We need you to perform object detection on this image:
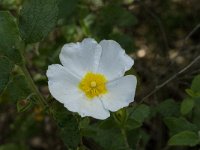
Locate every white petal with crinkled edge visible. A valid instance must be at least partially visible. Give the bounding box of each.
[46,64,80,104]
[97,40,134,81]
[101,75,137,112]
[64,95,110,120]
[59,38,102,79]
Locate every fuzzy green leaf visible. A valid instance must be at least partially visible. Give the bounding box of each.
[191,75,200,93]
[0,11,23,64]
[185,88,198,97]
[90,127,125,150]
[0,57,13,95]
[180,98,194,115]
[129,104,150,123]
[164,117,198,136]
[168,131,200,146]
[51,102,81,149]
[5,75,31,103]
[156,99,180,117]
[19,0,58,43]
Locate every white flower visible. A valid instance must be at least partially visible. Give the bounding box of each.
[46,38,137,120]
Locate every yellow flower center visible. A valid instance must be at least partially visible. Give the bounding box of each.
[79,72,107,99]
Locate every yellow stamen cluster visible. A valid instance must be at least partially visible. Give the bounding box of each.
[79,72,107,99]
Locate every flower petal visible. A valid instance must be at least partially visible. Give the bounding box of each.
[64,96,110,120]
[101,75,137,112]
[97,40,134,81]
[59,38,102,79]
[46,64,109,119]
[46,64,80,104]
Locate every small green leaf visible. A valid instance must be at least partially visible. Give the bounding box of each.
[19,0,59,43]
[185,89,196,97]
[0,11,23,64]
[90,127,125,150]
[128,104,150,123]
[79,117,90,129]
[99,117,118,130]
[113,108,128,126]
[127,129,149,149]
[180,98,194,115]
[51,102,81,149]
[191,75,200,93]
[5,75,31,103]
[125,118,142,130]
[168,131,200,146]
[164,117,198,136]
[0,57,13,95]
[59,119,81,149]
[193,100,200,129]
[156,99,180,117]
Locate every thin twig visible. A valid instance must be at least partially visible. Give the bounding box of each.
[184,23,200,43]
[160,24,200,79]
[141,55,200,103]
[140,22,200,103]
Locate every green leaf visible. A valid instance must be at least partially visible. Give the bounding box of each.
[125,118,142,130]
[180,98,194,115]
[128,104,150,123]
[191,75,200,93]
[0,57,13,95]
[59,119,81,149]
[84,117,127,150]
[113,108,128,126]
[193,100,200,129]
[51,102,81,149]
[90,127,125,150]
[156,99,180,117]
[79,117,90,129]
[19,0,59,43]
[127,129,150,149]
[5,75,31,103]
[185,89,200,98]
[168,131,200,146]
[164,117,198,136]
[99,117,118,130]
[0,11,23,64]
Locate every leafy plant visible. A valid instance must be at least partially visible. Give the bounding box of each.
[0,0,200,150]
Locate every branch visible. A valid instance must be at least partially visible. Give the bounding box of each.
[184,23,200,43]
[141,55,200,103]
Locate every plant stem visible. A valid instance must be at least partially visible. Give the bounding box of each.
[121,128,130,149]
[22,65,47,107]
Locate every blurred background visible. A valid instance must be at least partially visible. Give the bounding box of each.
[0,0,200,149]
